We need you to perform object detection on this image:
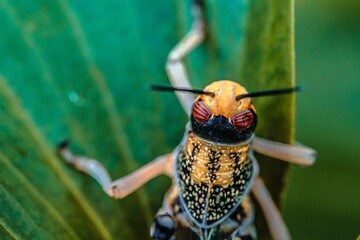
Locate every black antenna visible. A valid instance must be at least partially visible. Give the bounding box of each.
[235,85,304,101]
[148,85,215,97]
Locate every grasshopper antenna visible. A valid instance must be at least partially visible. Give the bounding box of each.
[236,85,304,101]
[148,84,215,97]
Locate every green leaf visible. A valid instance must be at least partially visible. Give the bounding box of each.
[0,0,295,239]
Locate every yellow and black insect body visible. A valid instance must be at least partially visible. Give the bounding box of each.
[159,81,258,239]
[147,80,304,240]
[177,133,253,227]
[176,81,255,222]
[175,135,256,239]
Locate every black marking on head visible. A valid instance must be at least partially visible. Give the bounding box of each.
[191,111,257,144]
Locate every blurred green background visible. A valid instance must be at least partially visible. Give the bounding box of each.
[284,0,360,239]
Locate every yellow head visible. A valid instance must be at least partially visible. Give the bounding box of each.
[191,80,257,144]
[197,80,255,118]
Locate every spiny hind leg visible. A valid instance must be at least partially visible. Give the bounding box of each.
[166,0,206,116]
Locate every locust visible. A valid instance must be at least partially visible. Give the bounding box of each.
[58,1,316,239]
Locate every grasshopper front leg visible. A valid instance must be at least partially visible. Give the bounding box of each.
[166,0,205,116]
[58,140,174,199]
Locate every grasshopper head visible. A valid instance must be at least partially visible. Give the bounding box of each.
[149,80,301,144]
[191,80,257,144]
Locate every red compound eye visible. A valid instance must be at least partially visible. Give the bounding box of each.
[231,109,254,130]
[192,101,212,124]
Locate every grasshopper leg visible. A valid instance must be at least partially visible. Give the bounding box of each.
[252,136,316,166]
[57,140,174,199]
[166,0,206,116]
[251,177,291,240]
